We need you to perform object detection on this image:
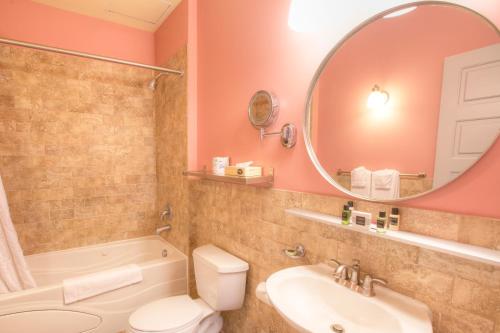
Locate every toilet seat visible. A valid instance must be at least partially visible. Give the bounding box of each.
[129,295,202,333]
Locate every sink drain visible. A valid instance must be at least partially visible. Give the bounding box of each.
[331,324,345,333]
[162,249,168,257]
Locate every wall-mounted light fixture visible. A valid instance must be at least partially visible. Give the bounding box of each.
[367,84,390,110]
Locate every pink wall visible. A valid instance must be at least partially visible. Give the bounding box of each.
[154,0,197,169]
[0,0,154,64]
[1,0,499,218]
[315,6,499,178]
[154,0,188,65]
[187,0,198,170]
[196,0,500,218]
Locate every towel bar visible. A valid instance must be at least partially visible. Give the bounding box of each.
[336,169,426,179]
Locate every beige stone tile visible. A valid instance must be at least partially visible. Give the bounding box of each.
[452,277,499,318]
[495,313,500,333]
[337,242,387,278]
[418,249,499,288]
[301,192,342,216]
[458,215,500,250]
[259,188,301,225]
[400,208,460,241]
[439,308,495,333]
[386,255,454,305]
[0,43,157,253]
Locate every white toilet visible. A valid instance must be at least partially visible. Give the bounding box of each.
[128,244,249,333]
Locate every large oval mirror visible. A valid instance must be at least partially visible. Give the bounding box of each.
[305,3,500,201]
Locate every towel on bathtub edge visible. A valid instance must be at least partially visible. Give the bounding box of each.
[63,264,143,304]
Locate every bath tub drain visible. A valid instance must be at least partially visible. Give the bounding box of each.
[331,324,344,333]
[162,249,168,257]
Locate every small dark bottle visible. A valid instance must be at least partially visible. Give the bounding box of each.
[389,208,400,231]
[342,205,350,225]
[376,211,387,233]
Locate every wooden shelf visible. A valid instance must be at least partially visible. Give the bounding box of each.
[286,208,500,266]
[183,169,274,187]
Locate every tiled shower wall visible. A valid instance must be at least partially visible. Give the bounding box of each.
[0,45,157,254]
[188,180,500,333]
[155,47,190,254]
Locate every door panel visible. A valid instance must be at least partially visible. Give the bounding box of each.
[433,43,500,187]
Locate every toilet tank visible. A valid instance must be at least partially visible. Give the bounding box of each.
[193,245,249,311]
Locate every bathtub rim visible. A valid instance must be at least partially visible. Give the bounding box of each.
[25,235,186,260]
[1,236,188,301]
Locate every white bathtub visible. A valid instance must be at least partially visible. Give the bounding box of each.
[0,236,187,333]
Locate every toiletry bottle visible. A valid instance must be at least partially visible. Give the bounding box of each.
[376,211,387,233]
[347,201,354,223]
[389,208,400,231]
[341,205,350,225]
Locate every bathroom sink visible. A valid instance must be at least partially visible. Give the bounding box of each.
[265,265,432,333]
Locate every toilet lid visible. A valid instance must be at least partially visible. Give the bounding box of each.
[129,295,202,333]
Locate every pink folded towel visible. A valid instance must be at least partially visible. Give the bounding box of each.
[63,264,143,304]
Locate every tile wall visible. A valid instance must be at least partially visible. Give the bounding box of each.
[0,44,157,254]
[155,47,189,254]
[188,180,500,333]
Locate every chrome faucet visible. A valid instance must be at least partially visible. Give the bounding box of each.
[329,259,350,283]
[156,205,173,235]
[349,259,361,287]
[156,225,171,235]
[328,258,386,297]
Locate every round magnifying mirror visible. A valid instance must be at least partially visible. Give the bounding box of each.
[305,3,500,202]
[248,90,279,129]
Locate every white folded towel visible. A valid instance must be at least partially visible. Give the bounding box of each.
[63,264,143,304]
[350,166,372,198]
[371,169,400,200]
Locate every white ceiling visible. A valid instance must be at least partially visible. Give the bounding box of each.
[32,0,182,32]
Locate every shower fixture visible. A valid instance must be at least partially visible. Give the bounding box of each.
[148,73,167,91]
[148,69,184,90]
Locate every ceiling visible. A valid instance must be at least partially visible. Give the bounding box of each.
[32,0,182,32]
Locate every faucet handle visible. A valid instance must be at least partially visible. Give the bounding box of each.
[160,205,172,220]
[333,264,350,283]
[361,274,387,297]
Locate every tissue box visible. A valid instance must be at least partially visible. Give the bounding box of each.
[224,166,262,177]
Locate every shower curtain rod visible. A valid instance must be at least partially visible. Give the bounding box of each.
[0,37,184,76]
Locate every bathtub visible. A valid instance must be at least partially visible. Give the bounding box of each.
[0,236,187,333]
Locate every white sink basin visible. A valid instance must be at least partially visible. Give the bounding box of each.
[265,265,432,333]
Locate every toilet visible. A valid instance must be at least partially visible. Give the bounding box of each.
[128,244,249,333]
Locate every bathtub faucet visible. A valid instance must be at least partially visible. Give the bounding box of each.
[156,225,172,235]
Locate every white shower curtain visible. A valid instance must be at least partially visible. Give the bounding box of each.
[0,175,36,293]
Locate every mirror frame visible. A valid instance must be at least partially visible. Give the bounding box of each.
[303,1,500,202]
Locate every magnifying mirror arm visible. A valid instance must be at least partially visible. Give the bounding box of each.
[260,128,282,141]
[259,124,297,148]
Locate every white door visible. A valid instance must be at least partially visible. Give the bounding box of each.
[433,43,500,188]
